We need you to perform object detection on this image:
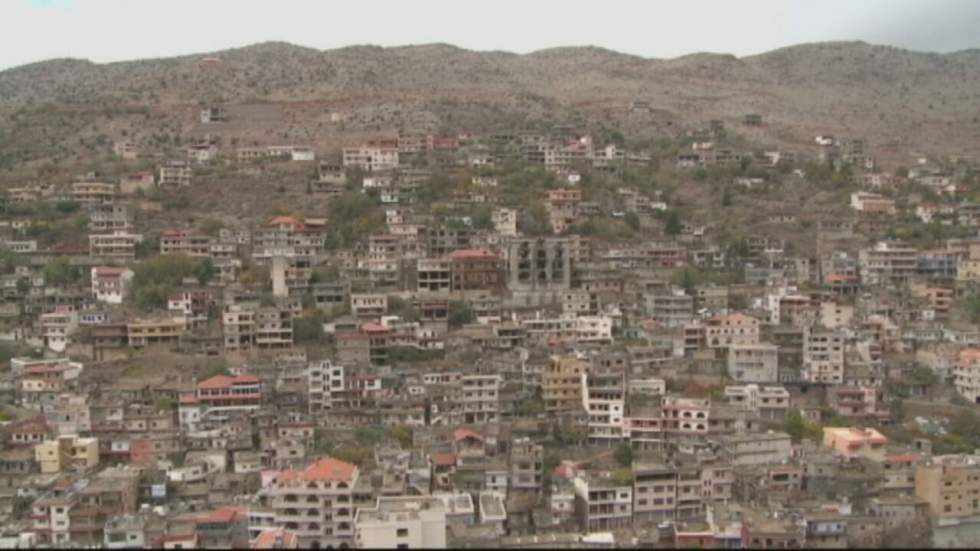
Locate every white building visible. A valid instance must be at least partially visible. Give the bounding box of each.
[727,343,779,383]
[355,495,447,549]
[90,267,134,304]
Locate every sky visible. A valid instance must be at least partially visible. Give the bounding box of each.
[3,0,980,71]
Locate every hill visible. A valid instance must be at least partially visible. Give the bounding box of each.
[1,40,979,169]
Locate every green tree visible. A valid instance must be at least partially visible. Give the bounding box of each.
[193,259,216,284]
[722,187,733,207]
[387,425,413,449]
[198,218,224,237]
[293,313,325,344]
[624,211,640,231]
[448,301,475,328]
[131,254,199,310]
[472,206,494,230]
[44,256,78,286]
[784,409,807,443]
[614,442,634,467]
[665,210,682,236]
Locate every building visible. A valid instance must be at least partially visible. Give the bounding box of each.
[268,457,359,548]
[158,161,192,187]
[492,208,518,237]
[449,249,502,292]
[354,495,447,549]
[704,313,760,349]
[543,356,589,413]
[725,385,790,421]
[803,326,845,384]
[342,145,399,172]
[35,434,99,474]
[822,427,888,461]
[89,231,143,260]
[915,455,980,519]
[721,432,792,466]
[40,308,78,352]
[451,374,501,425]
[954,348,980,404]
[91,267,134,304]
[506,238,573,293]
[850,192,897,215]
[126,317,187,348]
[582,371,626,445]
[573,472,633,531]
[727,344,779,383]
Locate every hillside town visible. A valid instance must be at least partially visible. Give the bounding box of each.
[2,97,980,550]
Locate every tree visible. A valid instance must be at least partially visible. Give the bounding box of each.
[193,259,216,284]
[198,218,224,237]
[44,256,78,286]
[784,409,807,443]
[665,210,682,236]
[448,301,475,328]
[624,211,640,231]
[614,442,634,467]
[387,425,413,449]
[293,312,325,344]
[721,187,733,207]
[198,358,230,380]
[131,254,199,311]
[472,206,494,230]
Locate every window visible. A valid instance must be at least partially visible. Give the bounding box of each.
[397,528,409,538]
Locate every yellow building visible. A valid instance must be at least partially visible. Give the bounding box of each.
[126,317,187,348]
[35,435,99,474]
[543,355,589,412]
[822,426,887,462]
[915,456,980,519]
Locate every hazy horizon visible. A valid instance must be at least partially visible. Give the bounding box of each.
[3,0,980,71]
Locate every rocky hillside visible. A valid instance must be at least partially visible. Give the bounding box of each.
[1,40,979,167]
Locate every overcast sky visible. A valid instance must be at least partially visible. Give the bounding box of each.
[3,0,980,71]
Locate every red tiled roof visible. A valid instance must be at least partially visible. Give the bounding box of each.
[448,248,498,260]
[431,452,457,467]
[268,216,303,227]
[197,374,259,389]
[194,506,246,525]
[360,322,389,333]
[1,415,50,434]
[885,453,919,463]
[252,528,298,549]
[93,266,130,277]
[453,428,484,442]
[553,461,577,479]
[298,457,357,482]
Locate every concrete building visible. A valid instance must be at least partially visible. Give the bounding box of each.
[35,434,99,474]
[342,145,399,172]
[954,348,980,404]
[91,267,134,304]
[573,472,633,531]
[268,457,359,548]
[727,343,779,383]
[724,385,790,421]
[582,371,626,445]
[915,455,980,519]
[505,237,572,293]
[704,313,760,349]
[158,160,192,187]
[355,495,447,549]
[822,427,888,461]
[543,355,589,412]
[721,432,792,466]
[89,231,143,260]
[803,326,845,384]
